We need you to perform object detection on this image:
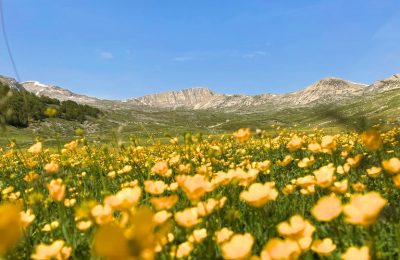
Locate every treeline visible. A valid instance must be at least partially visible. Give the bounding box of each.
[0,82,102,128]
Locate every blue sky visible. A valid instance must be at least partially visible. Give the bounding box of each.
[1,0,400,99]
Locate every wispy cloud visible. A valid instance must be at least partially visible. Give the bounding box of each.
[242,51,268,59]
[99,51,114,60]
[172,56,193,62]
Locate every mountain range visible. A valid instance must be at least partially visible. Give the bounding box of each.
[9,73,399,111]
[0,73,399,145]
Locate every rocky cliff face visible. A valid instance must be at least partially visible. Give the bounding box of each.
[3,73,399,111]
[128,87,218,108]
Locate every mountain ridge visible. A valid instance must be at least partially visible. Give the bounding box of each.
[1,73,399,111]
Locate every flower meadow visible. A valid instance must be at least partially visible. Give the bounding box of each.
[0,126,400,259]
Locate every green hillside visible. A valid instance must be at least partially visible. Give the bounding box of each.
[1,87,399,147]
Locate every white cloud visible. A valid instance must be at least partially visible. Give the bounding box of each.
[100,51,114,60]
[172,56,193,62]
[242,51,268,59]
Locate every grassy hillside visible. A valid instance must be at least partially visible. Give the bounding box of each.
[1,88,399,147]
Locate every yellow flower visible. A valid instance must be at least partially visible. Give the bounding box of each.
[92,224,130,259]
[76,220,92,231]
[178,174,211,202]
[260,238,301,260]
[382,157,400,174]
[311,194,342,222]
[44,107,58,117]
[28,142,42,154]
[221,233,254,260]
[20,209,35,229]
[31,240,72,260]
[169,137,178,145]
[308,142,322,153]
[177,164,191,174]
[151,161,171,177]
[393,174,400,188]
[352,182,366,192]
[240,182,278,207]
[282,184,296,195]
[366,166,382,178]
[91,204,113,225]
[295,175,315,188]
[175,241,193,258]
[150,195,179,210]
[346,154,363,167]
[64,198,76,207]
[236,168,259,186]
[117,165,132,175]
[47,179,66,202]
[298,156,315,168]
[144,180,168,195]
[321,135,336,152]
[0,203,22,254]
[341,246,370,260]
[257,160,272,172]
[168,182,179,191]
[188,228,207,243]
[64,140,78,150]
[233,128,251,143]
[41,221,59,232]
[313,164,335,188]
[337,164,350,174]
[311,238,336,256]
[153,210,172,225]
[277,155,293,167]
[197,165,209,175]
[343,192,387,226]
[287,136,304,152]
[361,130,382,151]
[331,179,348,194]
[104,187,141,211]
[24,171,39,182]
[174,207,201,228]
[44,161,59,174]
[277,215,315,242]
[197,197,226,217]
[215,228,234,244]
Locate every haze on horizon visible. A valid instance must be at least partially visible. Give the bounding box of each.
[1,0,400,99]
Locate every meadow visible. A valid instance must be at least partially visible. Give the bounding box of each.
[0,126,400,259]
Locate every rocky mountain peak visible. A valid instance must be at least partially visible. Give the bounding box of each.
[364,73,400,94]
[21,80,99,104]
[303,77,366,92]
[130,87,219,108]
[279,77,367,106]
[384,73,400,81]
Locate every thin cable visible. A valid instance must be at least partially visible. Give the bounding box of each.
[0,0,20,81]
